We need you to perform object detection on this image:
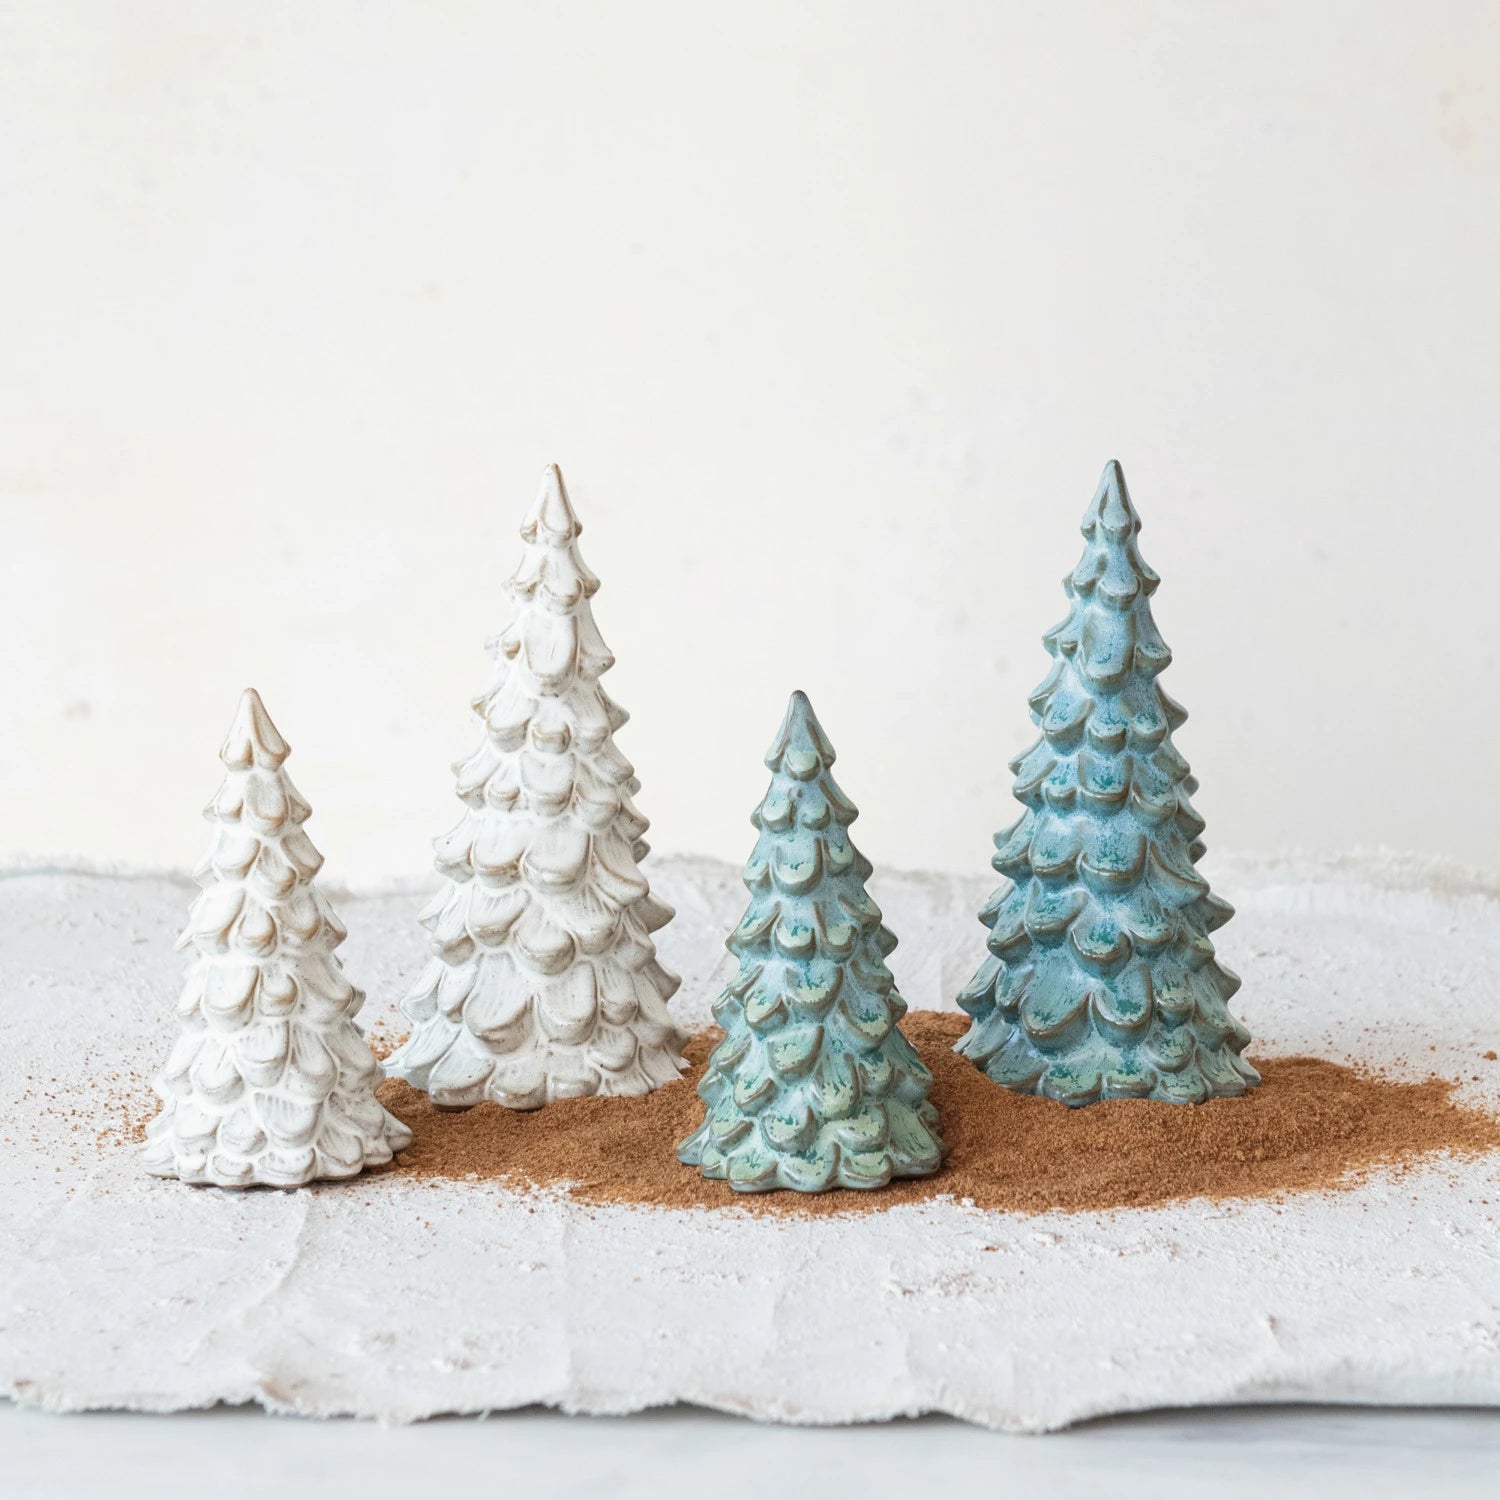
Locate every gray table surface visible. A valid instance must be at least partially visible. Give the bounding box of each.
[5,1402,1498,1498]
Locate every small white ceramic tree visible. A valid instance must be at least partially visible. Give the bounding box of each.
[143,689,411,1187]
[384,465,686,1109]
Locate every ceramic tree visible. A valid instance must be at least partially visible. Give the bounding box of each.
[679,691,943,1192]
[143,690,412,1187]
[385,465,686,1109]
[955,461,1257,1105]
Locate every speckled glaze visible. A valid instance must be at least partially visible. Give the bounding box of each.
[142,690,411,1186]
[955,462,1258,1106]
[383,466,686,1110]
[679,691,943,1191]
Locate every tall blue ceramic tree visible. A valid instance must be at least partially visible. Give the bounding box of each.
[956,462,1257,1105]
[679,692,943,1192]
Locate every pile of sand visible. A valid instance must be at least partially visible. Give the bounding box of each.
[376,1012,1500,1216]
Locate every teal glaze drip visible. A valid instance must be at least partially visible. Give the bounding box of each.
[678,691,944,1191]
[955,462,1259,1106]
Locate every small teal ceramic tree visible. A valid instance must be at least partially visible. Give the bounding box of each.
[679,692,943,1191]
[956,462,1258,1106]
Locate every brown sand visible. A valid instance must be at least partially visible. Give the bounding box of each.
[375,1013,1500,1216]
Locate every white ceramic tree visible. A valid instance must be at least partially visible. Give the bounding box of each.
[384,465,686,1109]
[143,690,411,1187]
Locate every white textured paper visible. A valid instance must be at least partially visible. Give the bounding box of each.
[2,852,1499,1430]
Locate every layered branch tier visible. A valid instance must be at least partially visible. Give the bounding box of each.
[956,463,1259,1105]
[143,690,411,1187]
[385,466,685,1109]
[680,692,943,1191]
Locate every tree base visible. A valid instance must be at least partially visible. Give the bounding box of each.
[679,1109,944,1194]
[140,1110,412,1188]
[386,1014,688,1112]
[956,1017,1261,1107]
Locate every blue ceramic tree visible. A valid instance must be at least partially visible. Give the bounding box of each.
[679,692,943,1191]
[956,462,1258,1105]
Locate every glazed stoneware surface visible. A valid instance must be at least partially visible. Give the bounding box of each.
[142,691,409,1187]
[385,466,686,1109]
[957,463,1257,1105]
[678,692,942,1192]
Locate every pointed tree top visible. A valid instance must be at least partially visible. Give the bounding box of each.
[522,463,583,546]
[220,688,290,771]
[1082,459,1141,541]
[766,689,838,777]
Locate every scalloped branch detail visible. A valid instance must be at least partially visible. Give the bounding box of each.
[955,462,1259,1106]
[383,465,686,1110]
[678,691,943,1191]
[142,690,411,1187]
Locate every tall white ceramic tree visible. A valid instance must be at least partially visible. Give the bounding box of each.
[384,465,686,1109]
[143,689,411,1186]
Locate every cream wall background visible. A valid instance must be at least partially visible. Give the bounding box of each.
[1,1,1497,883]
